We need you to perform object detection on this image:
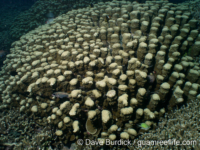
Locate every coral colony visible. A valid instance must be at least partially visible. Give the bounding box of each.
[0,0,200,150]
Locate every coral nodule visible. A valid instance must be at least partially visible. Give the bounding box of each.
[0,0,200,150]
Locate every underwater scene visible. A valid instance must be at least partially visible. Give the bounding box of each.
[0,0,200,149]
